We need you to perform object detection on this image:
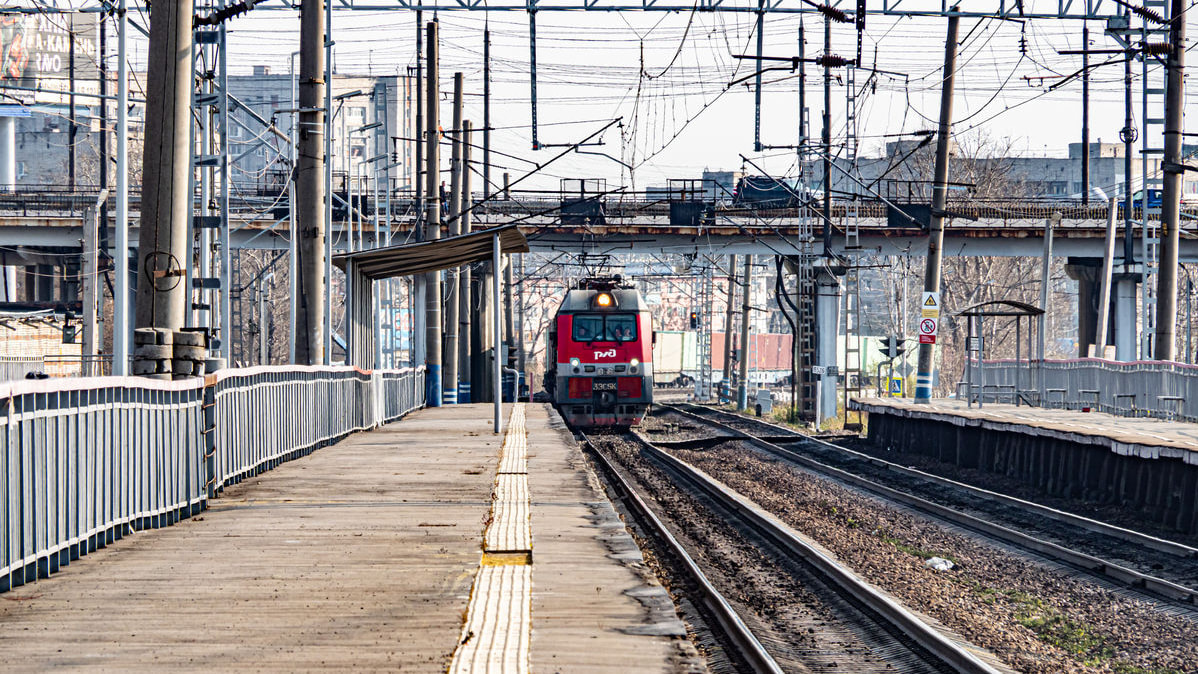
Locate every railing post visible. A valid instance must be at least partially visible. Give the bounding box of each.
[202,379,217,500]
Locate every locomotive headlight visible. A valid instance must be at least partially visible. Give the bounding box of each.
[630,358,639,367]
[570,357,580,368]
[596,293,613,307]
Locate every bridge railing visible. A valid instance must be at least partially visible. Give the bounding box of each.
[976,358,1198,422]
[0,365,425,592]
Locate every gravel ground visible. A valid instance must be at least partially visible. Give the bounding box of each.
[640,413,1198,674]
[592,433,955,674]
[689,405,1198,549]
[836,435,1198,550]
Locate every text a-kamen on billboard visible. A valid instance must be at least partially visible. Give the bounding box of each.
[0,12,99,106]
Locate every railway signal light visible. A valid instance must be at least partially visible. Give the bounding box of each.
[879,335,907,360]
[689,311,699,329]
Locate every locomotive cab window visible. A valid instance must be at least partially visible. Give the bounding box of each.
[572,314,638,343]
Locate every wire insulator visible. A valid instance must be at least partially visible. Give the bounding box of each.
[818,5,851,24]
[1131,5,1166,24]
[1143,41,1172,55]
[816,55,853,68]
[194,0,256,27]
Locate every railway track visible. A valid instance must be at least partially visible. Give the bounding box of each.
[663,403,1198,607]
[584,430,1005,674]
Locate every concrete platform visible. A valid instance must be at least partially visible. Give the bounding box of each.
[852,397,1198,533]
[0,403,686,672]
[853,397,1198,463]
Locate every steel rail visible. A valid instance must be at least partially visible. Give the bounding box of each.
[667,403,1198,605]
[630,430,1003,674]
[583,434,784,674]
[690,404,1198,559]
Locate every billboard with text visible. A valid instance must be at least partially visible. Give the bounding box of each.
[0,12,99,106]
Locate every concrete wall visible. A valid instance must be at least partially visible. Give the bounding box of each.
[866,411,1198,533]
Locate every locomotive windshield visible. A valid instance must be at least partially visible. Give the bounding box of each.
[572,314,638,343]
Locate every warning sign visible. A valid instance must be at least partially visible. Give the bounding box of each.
[919,316,938,344]
[921,291,941,319]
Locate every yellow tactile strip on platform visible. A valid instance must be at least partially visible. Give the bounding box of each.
[449,404,532,674]
[448,563,532,674]
[487,474,532,552]
[498,406,528,475]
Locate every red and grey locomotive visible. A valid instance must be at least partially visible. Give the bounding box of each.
[545,277,653,428]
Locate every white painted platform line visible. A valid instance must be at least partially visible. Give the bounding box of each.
[448,562,532,674]
[450,404,532,674]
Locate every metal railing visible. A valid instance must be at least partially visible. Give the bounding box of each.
[0,355,114,382]
[976,358,1198,422]
[0,365,425,592]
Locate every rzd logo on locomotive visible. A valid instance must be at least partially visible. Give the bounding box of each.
[593,349,617,359]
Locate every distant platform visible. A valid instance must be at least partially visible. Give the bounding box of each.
[851,397,1198,533]
[0,403,686,672]
[852,397,1198,465]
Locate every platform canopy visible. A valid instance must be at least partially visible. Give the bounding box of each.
[332,224,529,280]
[956,299,1044,318]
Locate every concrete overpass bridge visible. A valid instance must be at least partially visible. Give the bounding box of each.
[6,194,1198,260]
[0,191,1183,383]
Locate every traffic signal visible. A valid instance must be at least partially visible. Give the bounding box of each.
[689,311,699,329]
[878,335,907,360]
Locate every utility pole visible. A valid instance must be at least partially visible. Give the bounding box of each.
[322,0,334,363]
[517,254,526,376]
[135,0,193,335]
[1155,0,1186,361]
[914,12,959,403]
[99,13,108,260]
[68,24,75,191]
[82,197,101,366]
[1123,13,1135,266]
[722,254,737,401]
[1154,0,1183,363]
[505,251,516,369]
[295,0,326,365]
[483,26,492,199]
[445,72,463,404]
[738,255,753,410]
[113,0,129,375]
[798,20,807,152]
[753,0,765,152]
[821,18,832,252]
[424,21,443,406]
[1081,23,1090,206]
[414,11,423,233]
[459,120,473,402]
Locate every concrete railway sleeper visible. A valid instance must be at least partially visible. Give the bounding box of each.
[668,404,1198,607]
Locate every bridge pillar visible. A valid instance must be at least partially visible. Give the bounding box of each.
[1114,265,1142,362]
[816,267,840,423]
[0,114,14,190]
[1067,258,1140,360]
[0,267,14,302]
[1066,260,1102,358]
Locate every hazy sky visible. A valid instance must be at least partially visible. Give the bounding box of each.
[65,1,1198,191]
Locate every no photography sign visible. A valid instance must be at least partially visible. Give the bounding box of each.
[919,317,938,344]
